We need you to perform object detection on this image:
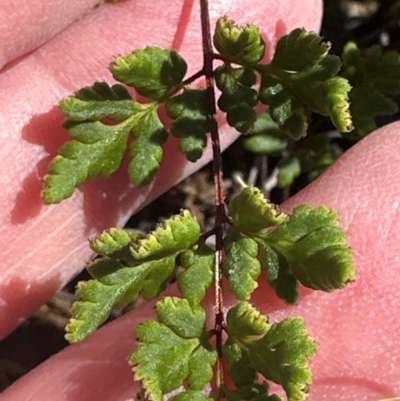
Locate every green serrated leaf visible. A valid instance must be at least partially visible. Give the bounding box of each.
[247,318,317,401]
[229,186,287,236]
[157,297,205,338]
[131,210,201,259]
[66,259,151,342]
[171,391,213,401]
[165,89,209,161]
[226,302,270,340]
[131,297,217,401]
[299,76,353,133]
[110,46,187,100]
[43,118,132,204]
[90,227,143,264]
[215,64,258,133]
[178,243,214,305]
[223,231,261,300]
[259,243,299,304]
[128,102,169,186]
[267,205,356,292]
[260,29,352,137]
[213,16,265,65]
[66,238,184,343]
[60,82,135,121]
[272,28,330,72]
[268,204,336,242]
[43,73,175,202]
[43,96,170,202]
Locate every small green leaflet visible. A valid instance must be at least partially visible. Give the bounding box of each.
[127,102,168,186]
[110,46,187,101]
[226,302,269,340]
[266,205,356,292]
[229,186,355,303]
[213,16,265,65]
[223,231,261,300]
[61,81,136,121]
[90,227,143,265]
[43,116,133,204]
[229,186,287,236]
[43,81,169,203]
[341,41,400,139]
[259,29,352,138]
[165,88,210,161]
[66,258,152,342]
[247,318,317,401]
[224,303,316,401]
[131,210,200,260]
[215,64,258,134]
[178,243,214,305]
[272,28,330,72]
[131,297,217,401]
[66,254,181,342]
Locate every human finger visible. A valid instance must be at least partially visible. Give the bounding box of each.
[0,0,100,70]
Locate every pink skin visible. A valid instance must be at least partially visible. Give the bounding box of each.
[0,0,100,70]
[1,1,399,400]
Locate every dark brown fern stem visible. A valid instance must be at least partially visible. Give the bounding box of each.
[200,0,226,395]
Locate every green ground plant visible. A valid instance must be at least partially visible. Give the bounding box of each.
[41,1,361,399]
[243,37,400,191]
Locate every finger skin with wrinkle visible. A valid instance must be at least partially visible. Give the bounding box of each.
[0,0,100,70]
[0,0,322,338]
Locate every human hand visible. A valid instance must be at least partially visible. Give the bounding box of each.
[2,0,399,400]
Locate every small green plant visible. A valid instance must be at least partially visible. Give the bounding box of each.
[42,1,358,399]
